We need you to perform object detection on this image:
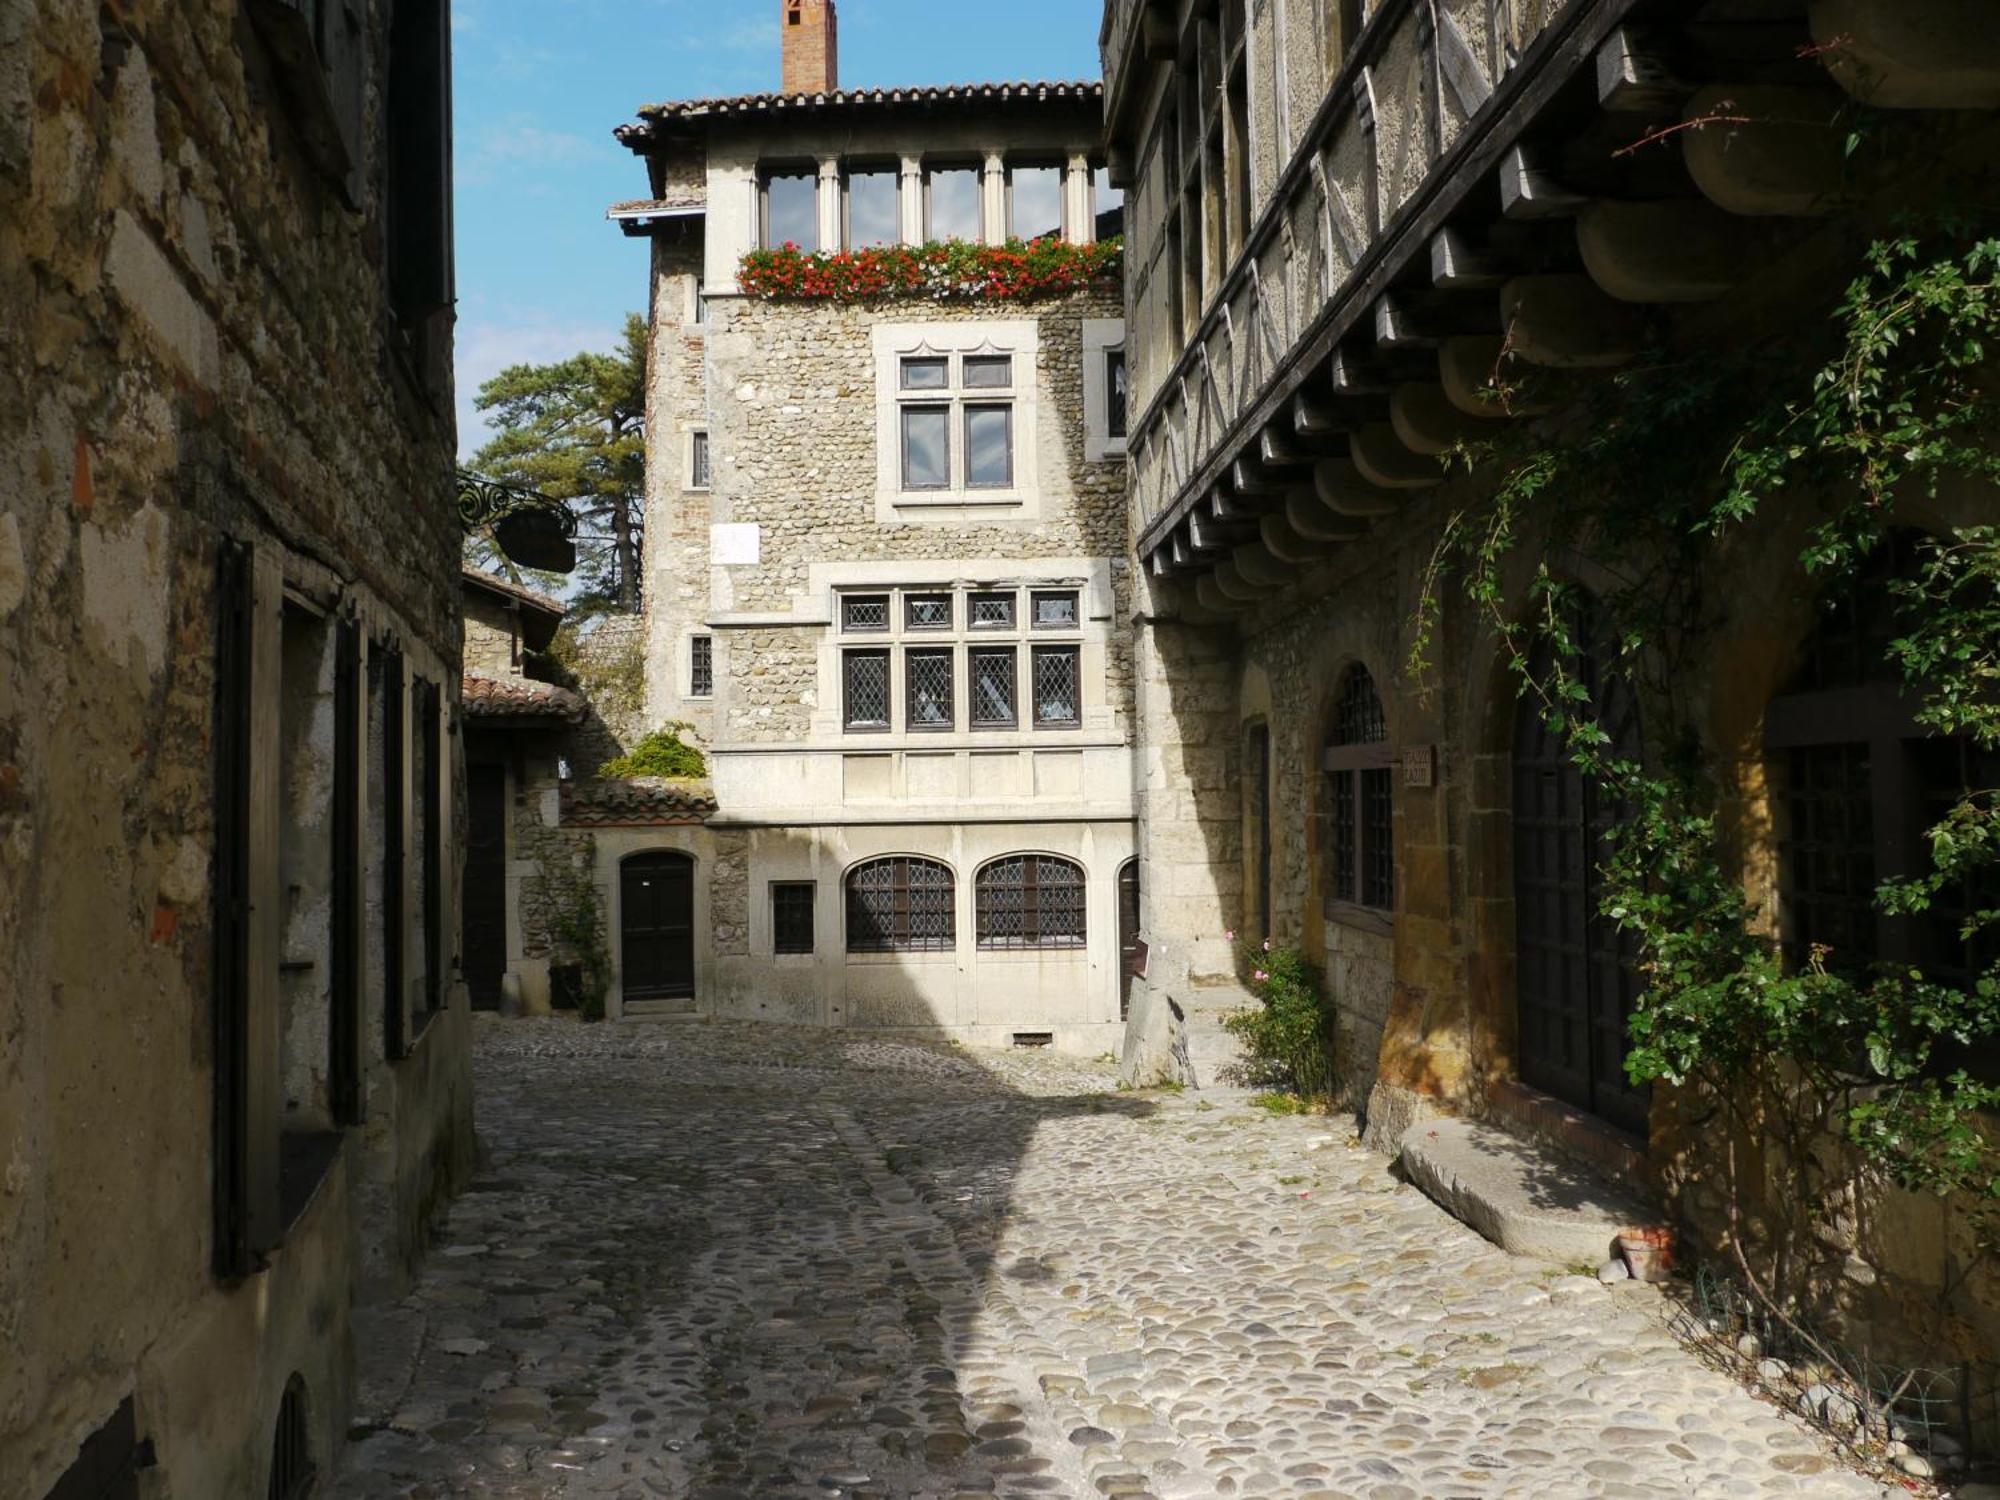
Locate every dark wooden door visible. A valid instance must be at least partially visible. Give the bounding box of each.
[1117,859,1141,1021]
[462,762,508,1011]
[1512,631,1650,1135]
[622,852,695,1003]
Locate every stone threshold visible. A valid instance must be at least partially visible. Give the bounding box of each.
[1484,1077,1652,1188]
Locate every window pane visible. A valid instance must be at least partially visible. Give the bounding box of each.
[971,647,1016,727]
[847,856,955,953]
[907,648,954,730]
[1032,590,1079,629]
[977,855,1086,949]
[847,169,899,248]
[843,595,889,632]
[1093,165,1125,239]
[1362,767,1395,910]
[963,355,1012,389]
[965,405,1013,488]
[772,882,816,955]
[1011,165,1063,242]
[765,172,818,251]
[901,357,949,391]
[1332,770,1358,904]
[844,650,890,728]
[691,430,711,489]
[1106,350,1128,439]
[690,635,713,698]
[1335,665,1387,745]
[906,594,952,630]
[901,406,950,489]
[1033,646,1080,727]
[969,592,1016,629]
[928,167,981,241]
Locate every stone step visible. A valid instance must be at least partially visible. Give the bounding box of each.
[1398,1116,1663,1266]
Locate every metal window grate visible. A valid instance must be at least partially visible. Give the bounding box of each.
[847,856,956,953]
[1032,646,1080,727]
[843,649,890,729]
[690,430,711,489]
[1916,739,2000,993]
[268,1376,314,1500]
[1335,664,1387,744]
[977,855,1087,949]
[1332,770,1358,904]
[1106,348,1129,439]
[906,648,954,730]
[971,647,1017,728]
[843,595,889,632]
[970,591,1016,629]
[689,635,713,698]
[1362,767,1395,909]
[772,882,816,956]
[906,593,953,630]
[1031,590,1079,629]
[1781,744,1878,973]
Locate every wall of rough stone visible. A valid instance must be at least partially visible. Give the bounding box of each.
[0,3,471,1494]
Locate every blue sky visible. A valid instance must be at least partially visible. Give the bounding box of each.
[452,0,1107,455]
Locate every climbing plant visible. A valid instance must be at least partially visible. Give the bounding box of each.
[1414,227,2000,1224]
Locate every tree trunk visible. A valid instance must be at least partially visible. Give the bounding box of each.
[610,493,638,611]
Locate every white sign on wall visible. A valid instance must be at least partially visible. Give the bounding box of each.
[711,523,761,566]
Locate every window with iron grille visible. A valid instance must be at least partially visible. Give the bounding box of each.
[772,882,816,956]
[843,649,890,730]
[970,647,1017,728]
[268,1375,314,1500]
[842,594,890,633]
[1031,590,1079,629]
[1325,664,1394,915]
[690,430,711,490]
[906,593,953,630]
[906,648,954,731]
[1032,646,1080,728]
[689,635,713,698]
[969,591,1016,629]
[846,856,956,953]
[977,855,1087,949]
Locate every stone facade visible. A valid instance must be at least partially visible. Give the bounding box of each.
[1,3,473,1494]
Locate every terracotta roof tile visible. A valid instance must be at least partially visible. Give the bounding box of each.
[561,779,717,828]
[461,672,588,724]
[619,79,1103,144]
[461,566,566,619]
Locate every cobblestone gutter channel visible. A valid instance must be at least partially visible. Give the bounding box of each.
[335,1019,1906,1499]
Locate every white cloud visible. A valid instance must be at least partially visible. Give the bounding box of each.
[455,312,621,461]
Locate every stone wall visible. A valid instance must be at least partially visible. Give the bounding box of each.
[0,3,471,1494]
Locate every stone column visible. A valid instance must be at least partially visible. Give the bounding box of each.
[899,154,924,244]
[816,157,842,253]
[981,151,1007,245]
[1064,154,1092,244]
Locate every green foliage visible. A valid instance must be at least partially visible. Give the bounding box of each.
[539,623,645,728]
[738,237,1123,303]
[1418,227,2000,1211]
[541,843,611,1023]
[1222,941,1337,1103]
[467,313,648,615]
[596,725,707,781]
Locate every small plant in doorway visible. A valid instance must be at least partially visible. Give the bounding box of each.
[541,847,613,1022]
[1222,935,1337,1106]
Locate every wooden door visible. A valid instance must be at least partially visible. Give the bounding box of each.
[1117,860,1141,1022]
[461,762,508,1010]
[1512,629,1650,1135]
[621,852,695,1003]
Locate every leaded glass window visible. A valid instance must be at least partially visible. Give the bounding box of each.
[907,648,954,731]
[906,593,953,630]
[970,591,1016,629]
[842,594,889,632]
[847,856,956,953]
[977,855,1086,949]
[1032,646,1080,728]
[971,647,1017,728]
[689,635,713,698]
[1032,591,1079,629]
[1325,663,1394,915]
[843,649,890,730]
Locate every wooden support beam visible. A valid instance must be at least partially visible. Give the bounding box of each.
[1258,425,1312,468]
[1430,227,1507,290]
[1374,294,1438,351]
[1231,454,1290,496]
[1291,389,1342,437]
[1499,144,1589,220]
[1330,344,1390,395]
[1596,27,1690,113]
[1187,511,1232,554]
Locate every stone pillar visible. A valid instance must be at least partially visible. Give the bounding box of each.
[1065,154,1092,244]
[899,154,924,245]
[816,157,842,253]
[981,151,1007,246]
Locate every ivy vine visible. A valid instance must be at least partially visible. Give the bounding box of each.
[1415,227,2000,1226]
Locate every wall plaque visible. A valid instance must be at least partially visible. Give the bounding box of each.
[1403,744,1437,788]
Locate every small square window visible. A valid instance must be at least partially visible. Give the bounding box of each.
[963,355,1013,389]
[970,591,1016,629]
[843,649,891,729]
[901,357,950,391]
[690,430,711,490]
[906,594,953,630]
[843,595,890,633]
[965,405,1014,488]
[906,648,955,731]
[1031,590,1079,629]
[1032,645,1081,728]
[902,405,951,490]
[772,882,816,955]
[970,647,1017,728]
[689,635,713,698]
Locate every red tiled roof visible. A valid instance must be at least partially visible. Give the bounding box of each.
[561,779,717,828]
[461,566,566,620]
[461,672,588,724]
[619,79,1103,145]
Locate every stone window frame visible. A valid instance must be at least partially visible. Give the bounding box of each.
[688,428,711,491]
[1083,319,1130,464]
[872,321,1042,521]
[687,634,714,699]
[1323,661,1397,935]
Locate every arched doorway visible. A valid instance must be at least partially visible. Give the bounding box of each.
[1511,616,1649,1135]
[621,852,695,1005]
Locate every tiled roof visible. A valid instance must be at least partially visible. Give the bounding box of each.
[461,672,588,725]
[461,566,566,620]
[608,195,704,217]
[619,79,1103,143]
[561,779,717,828]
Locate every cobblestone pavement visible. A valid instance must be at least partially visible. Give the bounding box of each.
[334,1016,1896,1500]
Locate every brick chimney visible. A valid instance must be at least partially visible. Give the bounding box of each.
[781,0,839,95]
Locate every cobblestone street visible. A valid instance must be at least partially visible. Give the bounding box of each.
[334,1018,1891,1500]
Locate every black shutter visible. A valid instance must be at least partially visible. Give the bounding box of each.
[329,616,362,1123]
[387,0,454,324]
[381,645,407,1059]
[212,544,255,1279]
[419,678,443,1018]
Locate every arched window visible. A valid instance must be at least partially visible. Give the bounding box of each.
[845,856,955,953]
[1325,665,1394,913]
[977,855,1087,950]
[269,1374,314,1500]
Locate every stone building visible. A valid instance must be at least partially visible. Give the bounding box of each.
[607,2,1138,1050]
[1,2,473,1495]
[1101,0,2000,1385]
